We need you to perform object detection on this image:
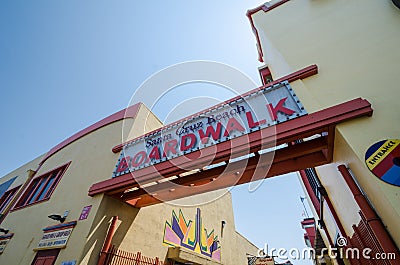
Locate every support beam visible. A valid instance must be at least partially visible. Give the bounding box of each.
[120,138,329,207]
[120,137,328,200]
[130,151,328,208]
[88,98,372,198]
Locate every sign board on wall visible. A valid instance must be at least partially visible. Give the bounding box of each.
[61,260,77,265]
[36,228,73,250]
[254,257,275,265]
[79,205,92,220]
[163,208,221,261]
[113,82,307,177]
[35,227,74,250]
[365,139,400,186]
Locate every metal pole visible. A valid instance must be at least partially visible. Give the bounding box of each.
[97,216,119,265]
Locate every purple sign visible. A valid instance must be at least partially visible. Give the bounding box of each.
[79,205,92,220]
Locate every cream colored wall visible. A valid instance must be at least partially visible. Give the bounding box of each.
[0,120,124,265]
[235,231,259,261]
[78,194,140,265]
[252,0,400,247]
[315,131,363,238]
[0,104,256,265]
[0,155,44,215]
[108,190,258,265]
[0,156,43,263]
[0,105,163,265]
[123,104,163,142]
[0,155,44,189]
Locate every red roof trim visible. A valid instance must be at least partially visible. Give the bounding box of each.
[43,220,77,232]
[112,64,318,153]
[90,97,372,198]
[246,0,291,62]
[40,103,142,166]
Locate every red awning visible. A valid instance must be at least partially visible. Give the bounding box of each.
[89,98,372,208]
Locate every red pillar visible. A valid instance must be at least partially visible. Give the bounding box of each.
[338,165,400,264]
[97,216,119,265]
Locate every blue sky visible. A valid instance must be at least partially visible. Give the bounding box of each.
[0,1,313,264]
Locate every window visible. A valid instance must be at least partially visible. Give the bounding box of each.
[299,167,325,217]
[304,168,323,202]
[0,186,20,213]
[31,249,60,265]
[259,65,273,85]
[14,163,69,209]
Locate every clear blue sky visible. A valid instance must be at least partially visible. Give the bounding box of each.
[0,1,313,264]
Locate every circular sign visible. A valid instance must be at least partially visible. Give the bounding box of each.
[365,139,400,186]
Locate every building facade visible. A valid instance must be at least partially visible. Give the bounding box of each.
[247,0,400,264]
[2,1,400,265]
[0,103,258,265]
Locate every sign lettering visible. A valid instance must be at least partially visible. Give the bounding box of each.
[113,82,307,177]
[365,139,400,186]
[35,227,74,251]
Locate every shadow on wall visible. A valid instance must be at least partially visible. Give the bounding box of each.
[78,195,139,265]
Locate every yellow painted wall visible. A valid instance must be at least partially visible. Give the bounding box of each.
[123,103,163,142]
[0,155,44,189]
[0,155,44,216]
[0,105,163,265]
[252,0,400,247]
[101,189,258,265]
[0,104,258,265]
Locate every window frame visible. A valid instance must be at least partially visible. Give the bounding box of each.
[0,185,21,214]
[12,162,70,210]
[299,167,324,217]
[258,65,273,85]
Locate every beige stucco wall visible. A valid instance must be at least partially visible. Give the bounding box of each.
[252,0,400,247]
[0,104,163,265]
[0,155,44,215]
[0,103,257,265]
[103,190,258,265]
[124,103,163,142]
[235,231,259,261]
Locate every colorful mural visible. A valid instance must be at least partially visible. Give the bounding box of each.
[163,208,221,261]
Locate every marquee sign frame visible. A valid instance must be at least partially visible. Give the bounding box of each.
[113,81,306,178]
